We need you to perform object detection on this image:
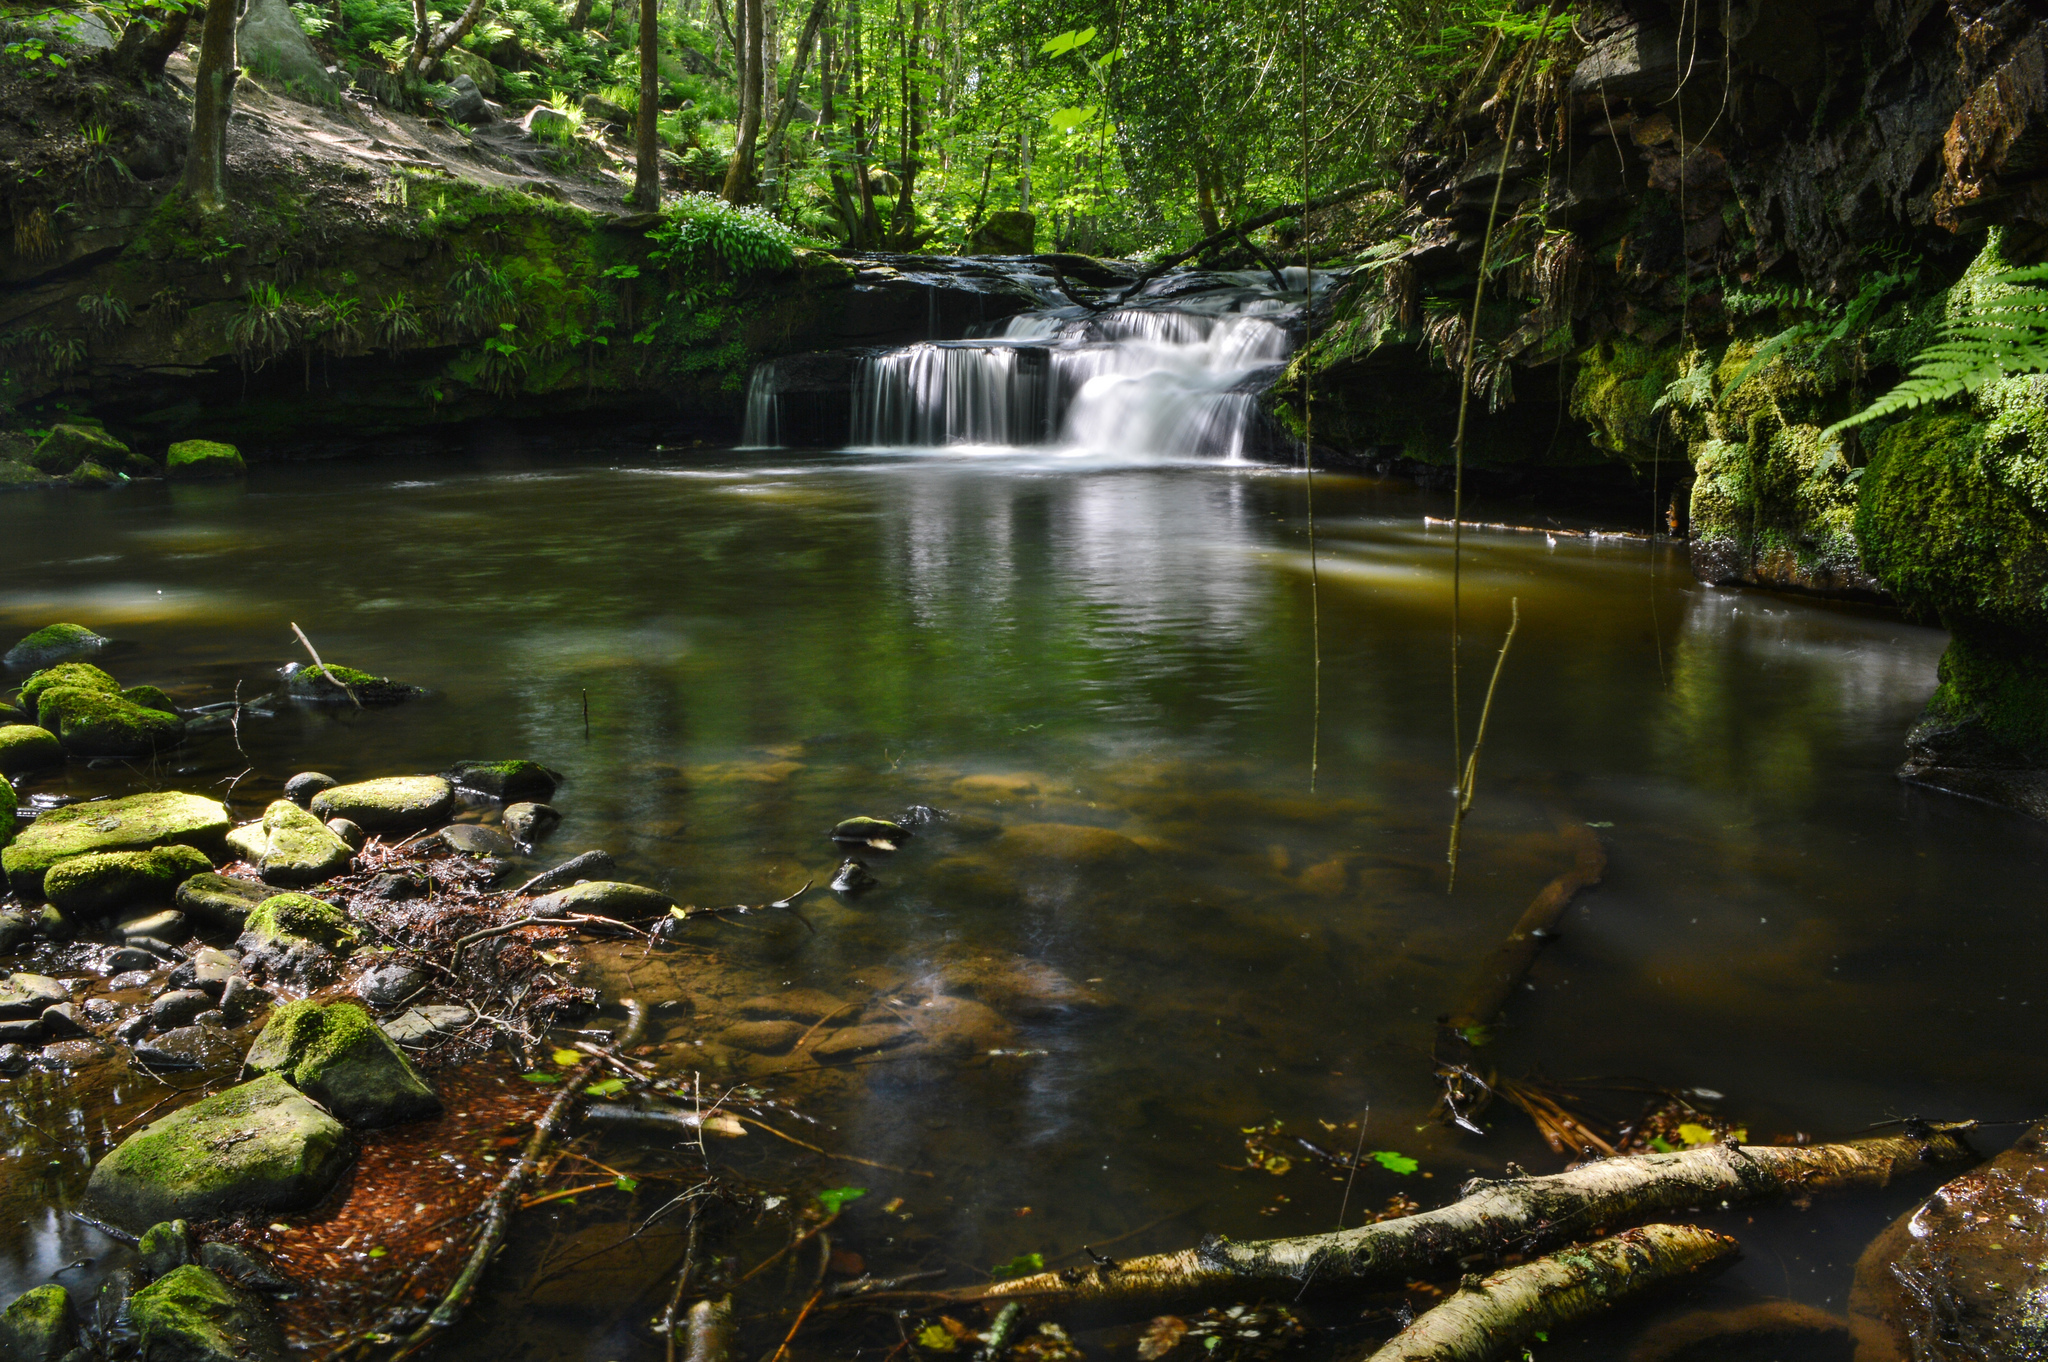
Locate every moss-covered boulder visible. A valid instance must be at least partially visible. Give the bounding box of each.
[122,684,176,713]
[28,423,128,476]
[137,1218,195,1277]
[0,723,63,772]
[68,461,120,489]
[1860,402,2048,814]
[0,461,55,489]
[246,999,441,1128]
[81,1073,353,1232]
[278,663,423,706]
[35,685,184,757]
[240,892,354,951]
[174,872,270,930]
[18,660,119,714]
[44,844,214,916]
[0,777,16,851]
[130,1265,285,1362]
[309,776,454,832]
[446,759,559,802]
[0,1283,72,1362]
[164,440,245,479]
[229,800,354,888]
[3,623,109,671]
[3,791,230,899]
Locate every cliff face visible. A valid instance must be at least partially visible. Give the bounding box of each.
[1287,0,2048,811]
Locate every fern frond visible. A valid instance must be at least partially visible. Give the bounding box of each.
[1724,321,1824,400]
[1827,283,2048,436]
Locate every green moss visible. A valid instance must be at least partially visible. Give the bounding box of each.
[0,724,62,773]
[243,892,355,949]
[0,1282,72,1362]
[1570,336,1681,459]
[446,759,558,800]
[165,440,245,479]
[19,662,119,715]
[44,844,214,915]
[2,791,230,899]
[244,999,441,1128]
[130,1264,285,1362]
[281,663,421,705]
[28,424,128,475]
[122,684,176,713]
[34,685,184,757]
[308,776,454,832]
[7,624,110,671]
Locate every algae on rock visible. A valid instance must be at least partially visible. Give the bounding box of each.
[130,1264,286,1362]
[309,776,455,832]
[3,623,110,671]
[44,844,215,916]
[246,999,442,1128]
[3,791,231,899]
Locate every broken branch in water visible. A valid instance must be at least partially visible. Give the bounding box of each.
[290,621,362,709]
[1345,1223,1738,1362]
[1447,598,1519,891]
[389,1000,648,1360]
[897,1125,1975,1324]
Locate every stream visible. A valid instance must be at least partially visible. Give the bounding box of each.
[2,271,2045,1360]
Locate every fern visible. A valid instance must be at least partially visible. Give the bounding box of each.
[1828,261,2048,437]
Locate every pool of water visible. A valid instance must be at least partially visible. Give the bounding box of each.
[2,446,2041,1359]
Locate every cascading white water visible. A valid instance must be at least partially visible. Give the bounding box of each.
[741,267,1324,459]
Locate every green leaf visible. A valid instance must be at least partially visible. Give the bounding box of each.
[614,1175,640,1192]
[523,1072,560,1084]
[815,1186,867,1213]
[1648,1136,1675,1153]
[552,1048,582,1067]
[990,1252,1045,1279]
[368,1246,387,1258]
[1370,1150,1420,1175]
[586,1078,627,1098]
[1038,26,1095,55]
[1046,105,1099,133]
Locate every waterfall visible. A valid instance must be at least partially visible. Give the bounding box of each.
[744,266,1325,460]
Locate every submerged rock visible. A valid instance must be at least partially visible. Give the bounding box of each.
[447,759,559,802]
[44,844,214,916]
[175,873,270,930]
[736,988,848,1024]
[519,850,615,895]
[831,858,878,894]
[279,663,421,706]
[83,1073,353,1232]
[0,1282,73,1362]
[246,999,441,1128]
[502,802,559,844]
[163,439,246,480]
[831,816,910,850]
[3,791,230,900]
[130,1264,285,1362]
[0,723,63,772]
[309,776,454,831]
[720,1018,808,1053]
[527,880,676,916]
[227,800,354,887]
[993,822,1146,867]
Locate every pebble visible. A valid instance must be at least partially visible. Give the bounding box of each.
[440,823,517,858]
[0,1042,27,1072]
[41,1039,103,1066]
[285,771,338,806]
[199,1241,292,1292]
[502,802,560,844]
[0,1017,43,1044]
[0,972,69,1018]
[366,873,427,901]
[169,948,240,999]
[381,1004,474,1046]
[327,817,366,850]
[83,998,121,1024]
[356,962,428,1011]
[218,976,270,1019]
[151,989,214,1030]
[41,1003,87,1037]
[105,947,159,973]
[126,936,178,958]
[118,910,186,941]
[132,1025,235,1069]
[107,969,158,991]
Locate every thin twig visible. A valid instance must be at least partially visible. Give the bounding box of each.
[768,1286,825,1362]
[1336,1103,1371,1229]
[734,1115,934,1177]
[290,621,362,708]
[1446,598,1519,890]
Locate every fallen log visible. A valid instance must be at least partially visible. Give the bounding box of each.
[1348,1224,1738,1362]
[899,1125,1974,1323]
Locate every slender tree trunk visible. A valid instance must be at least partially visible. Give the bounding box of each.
[1195,162,1221,235]
[413,0,491,79]
[891,0,921,246]
[848,0,878,246]
[182,0,238,212]
[633,0,660,209]
[719,0,764,201]
[115,3,194,79]
[759,0,829,166]
[570,0,595,32]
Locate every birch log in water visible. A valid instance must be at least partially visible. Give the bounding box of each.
[911,1126,1974,1322]
[1349,1224,1739,1362]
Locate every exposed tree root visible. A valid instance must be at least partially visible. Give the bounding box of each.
[902,1126,1975,1323]
[1347,1224,1738,1362]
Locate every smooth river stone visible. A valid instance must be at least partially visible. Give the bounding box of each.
[309,777,455,833]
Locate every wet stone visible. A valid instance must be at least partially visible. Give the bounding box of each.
[439,823,517,858]
[810,1022,915,1061]
[0,1281,73,1362]
[0,1017,43,1044]
[134,1024,240,1069]
[41,1039,104,1066]
[366,872,427,901]
[736,988,848,1023]
[520,850,615,895]
[108,969,158,991]
[151,990,216,1029]
[0,910,32,954]
[219,977,270,1019]
[0,1043,28,1072]
[309,776,455,833]
[502,802,559,843]
[0,972,68,1019]
[198,1242,291,1293]
[175,873,270,930]
[130,1264,286,1362]
[120,909,187,941]
[129,936,179,959]
[41,1003,86,1037]
[326,818,365,851]
[106,946,159,973]
[282,772,336,807]
[169,947,240,998]
[137,1219,195,1277]
[527,880,676,916]
[355,962,427,1011]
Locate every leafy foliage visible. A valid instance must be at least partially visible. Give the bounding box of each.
[646,194,801,276]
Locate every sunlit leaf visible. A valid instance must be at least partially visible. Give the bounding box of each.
[522,1072,560,1084]
[816,1186,868,1213]
[1038,25,1095,55]
[1676,1122,1716,1147]
[1046,105,1099,133]
[552,1048,582,1067]
[586,1078,627,1098]
[367,1246,387,1258]
[1370,1150,1419,1175]
[614,1176,640,1192]
[990,1251,1045,1278]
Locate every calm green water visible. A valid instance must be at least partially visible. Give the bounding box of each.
[2,448,2041,1358]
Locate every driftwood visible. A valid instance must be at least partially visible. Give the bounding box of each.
[1349,1224,1738,1362]
[1441,816,1605,1043]
[390,1000,648,1359]
[905,1126,1975,1323]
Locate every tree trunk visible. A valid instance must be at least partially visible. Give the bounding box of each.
[569,0,594,32]
[181,0,238,212]
[899,1125,1977,1324]
[890,0,922,246]
[719,0,763,200]
[1350,1225,1738,1362]
[1195,162,1222,236]
[114,3,193,79]
[412,0,491,80]
[633,0,659,209]
[758,0,829,168]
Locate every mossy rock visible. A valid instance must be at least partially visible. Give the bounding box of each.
[19,661,120,715]
[44,844,214,916]
[121,449,164,479]
[527,880,678,916]
[2,791,230,900]
[0,460,56,489]
[164,440,245,479]
[0,724,64,773]
[446,759,559,802]
[35,684,184,757]
[246,999,441,1128]
[68,461,121,489]
[4,624,110,672]
[81,1073,353,1233]
[241,892,355,951]
[279,663,423,706]
[138,1218,195,1277]
[237,800,354,888]
[0,1282,72,1362]
[309,776,455,832]
[29,423,128,476]
[174,872,271,930]
[122,684,177,713]
[0,775,16,849]
[1569,336,1681,460]
[130,1265,285,1362]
